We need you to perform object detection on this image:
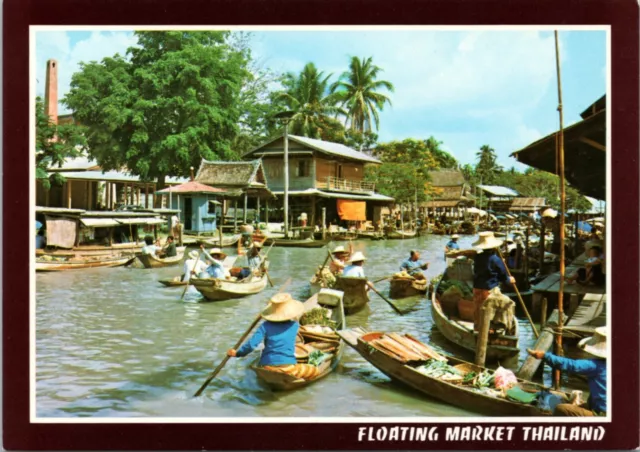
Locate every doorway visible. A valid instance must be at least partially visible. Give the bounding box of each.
[184,197,193,230]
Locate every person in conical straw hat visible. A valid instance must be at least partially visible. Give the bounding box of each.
[444,234,460,259]
[199,245,230,280]
[246,241,264,270]
[227,293,321,379]
[527,327,607,416]
[470,232,516,332]
[343,251,367,278]
[329,245,351,275]
[181,249,208,282]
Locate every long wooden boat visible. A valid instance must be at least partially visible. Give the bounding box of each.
[358,231,385,240]
[385,229,418,240]
[329,231,358,241]
[36,255,131,271]
[265,238,331,248]
[135,246,187,268]
[158,277,188,287]
[190,271,269,301]
[431,268,520,362]
[338,328,567,416]
[309,273,370,315]
[196,234,241,248]
[252,292,345,391]
[389,276,428,299]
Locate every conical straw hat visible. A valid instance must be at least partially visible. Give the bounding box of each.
[209,247,227,259]
[188,250,200,259]
[347,251,367,263]
[451,234,460,239]
[578,327,607,359]
[261,293,304,322]
[472,232,503,250]
[332,245,346,254]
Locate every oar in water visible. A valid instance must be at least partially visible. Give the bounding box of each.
[496,249,539,338]
[193,277,293,397]
[368,282,404,315]
[181,251,203,300]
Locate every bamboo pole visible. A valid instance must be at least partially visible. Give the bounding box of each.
[541,297,548,328]
[553,30,566,390]
[322,207,327,240]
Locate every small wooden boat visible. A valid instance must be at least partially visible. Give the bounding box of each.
[357,231,385,240]
[337,328,568,416]
[431,266,520,361]
[252,291,345,391]
[385,229,418,240]
[190,271,269,301]
[334,276,370,315]
[265,238,331,248]
[389,276,428,299]
[158,276,188,287]
[329,231,358,241]
[196,234,241,248]
[135,247,187,268]
[36,255,131,271]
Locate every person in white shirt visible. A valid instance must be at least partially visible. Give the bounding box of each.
[200,246,231,280]
[182,250,208,282]
[343,251,367,278]
[141,235,159,255]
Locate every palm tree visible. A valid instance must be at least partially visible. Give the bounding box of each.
[274,63,345,138]
[331,56,394,133]
[475,144,503,184]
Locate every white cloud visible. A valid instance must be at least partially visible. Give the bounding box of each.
[35,31,137,114]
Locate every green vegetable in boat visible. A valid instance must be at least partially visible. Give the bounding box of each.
[438,279,473,299]
[308,350,330,367]
[300,308,336,328]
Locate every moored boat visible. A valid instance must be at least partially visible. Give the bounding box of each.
[36,255,131,271]
[158,276,188,287]
[389,276,428,299]
[252,290,345,391]
[334,275,370,315]
[190,271,269,301]
[265,238,331,248]
[337,328,567,416]
[135,247,187,268]
[196,234,241,248]
[431,262,520,362]
[385,229,418,240]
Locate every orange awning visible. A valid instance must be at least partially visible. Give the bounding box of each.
[337,200,366,221]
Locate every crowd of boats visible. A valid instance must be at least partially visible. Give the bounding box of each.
[36,205,605,416]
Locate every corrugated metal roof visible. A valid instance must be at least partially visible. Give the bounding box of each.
[245,135,381,164]
[48,156,100,171]
[477,185,519,197]
[271,188,394,202]
[53,170,188,185]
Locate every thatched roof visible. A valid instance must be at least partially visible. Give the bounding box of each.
[509,197,547,211]
[427,170,466,187]
[433,186,465,200]
[195,159,274,198]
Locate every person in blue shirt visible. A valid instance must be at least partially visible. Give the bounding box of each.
[227,292,304,367]
[527,327,607,416]
[471,232,516,331]
[199,245,230,280]
[399,250,429,280]
[444,234,460,256]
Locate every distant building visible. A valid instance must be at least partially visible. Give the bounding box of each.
[242,135,394,227]
[422,169,474,218]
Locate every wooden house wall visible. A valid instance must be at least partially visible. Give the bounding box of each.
[262,156,314,191]
[177,194,219,233]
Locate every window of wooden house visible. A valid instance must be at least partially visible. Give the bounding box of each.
[296,160,310,177]
[208,200,218,214]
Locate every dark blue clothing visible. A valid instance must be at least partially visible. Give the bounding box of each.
[446,240,460,250]
[473,252,509,290]
[544,352,607,413]
[236,320,299,366]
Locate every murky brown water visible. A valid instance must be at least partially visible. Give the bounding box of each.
[36,234,573,418]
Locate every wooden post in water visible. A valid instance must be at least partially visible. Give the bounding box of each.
[541,297,548,328]
[553,30,567,390]
[475,304,494,367]
[265,199,269,225]
[234,199,238,233]
[523,225,530,290]
[243,192,248,223]
[256,197,261,224]
[539,221,546,272]
[322,207,327,240]
[145,184,149,208]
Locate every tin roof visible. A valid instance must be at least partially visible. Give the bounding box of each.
[156,180,225,195]
[477,185,519,197]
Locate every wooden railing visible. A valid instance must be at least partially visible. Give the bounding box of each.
[319,177,376,193]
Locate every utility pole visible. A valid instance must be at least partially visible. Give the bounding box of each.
[283,120,290,238]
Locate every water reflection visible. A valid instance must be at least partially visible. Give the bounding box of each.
[36,234,581,418]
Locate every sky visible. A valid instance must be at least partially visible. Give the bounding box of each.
[34,28,607,169]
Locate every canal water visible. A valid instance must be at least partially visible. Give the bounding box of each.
[36,234,562,418]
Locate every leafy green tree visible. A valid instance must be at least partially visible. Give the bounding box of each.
[63,31,250,190]
[372,138,440,179]
[364,163,428,205]
[35,96,86,189]
[331,56,394,133]
[475,144,503,184]
[424,136,458,169]
[272,63,345,138]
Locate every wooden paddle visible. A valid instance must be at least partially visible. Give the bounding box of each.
[257,241,275,287]
[193,277,292,397]
[368,282,404,315]
[180,251,202,300]
[496,249,539,338]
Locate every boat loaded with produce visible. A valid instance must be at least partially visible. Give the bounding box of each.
[337,328,569,416]
[430,259,520,361]
[252,289,346,391]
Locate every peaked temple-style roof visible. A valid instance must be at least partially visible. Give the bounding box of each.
[195,159,274,199]
[244,134,381,164]
[155,180,225,195]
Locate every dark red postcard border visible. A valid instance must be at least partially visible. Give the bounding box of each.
[4,0,639,449]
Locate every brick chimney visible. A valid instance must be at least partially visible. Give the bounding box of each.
[44,59,58,124]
